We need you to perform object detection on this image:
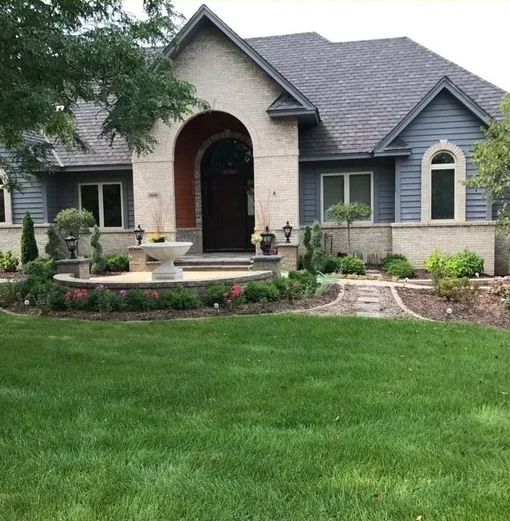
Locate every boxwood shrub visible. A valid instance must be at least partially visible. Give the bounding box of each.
[244,282,281,303]
[381,253,408,271]
[159,287,201,310]
[339,256,365,275]
[386,259,415,279]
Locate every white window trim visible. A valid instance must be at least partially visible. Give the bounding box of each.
[320,171,374,224]
[78,182,124,229]
[0,168,13,225]
[421,140,466,222]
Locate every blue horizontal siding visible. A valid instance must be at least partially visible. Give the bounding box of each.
[45,170,134,228]
[300,159,395,225]
[396,90,488,222]
[11,177,46,224]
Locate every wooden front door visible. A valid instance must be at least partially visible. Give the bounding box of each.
[201,138,254,251]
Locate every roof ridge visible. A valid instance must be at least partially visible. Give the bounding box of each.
[246,31,329,42]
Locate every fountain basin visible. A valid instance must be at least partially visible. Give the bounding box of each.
[141,241,192,280]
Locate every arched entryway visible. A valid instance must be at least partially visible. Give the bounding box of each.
[201,138,254,251]
[173,111,254,252]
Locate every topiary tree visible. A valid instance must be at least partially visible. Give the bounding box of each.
[90,225,106,274]
[327,202,372,255]
[56,208,95,238]
[45,224,67,260]
[310,221,326,273]
[21,211,38,264]
[303,225,313,271]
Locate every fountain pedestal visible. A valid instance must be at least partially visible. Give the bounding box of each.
[141,242,192,280]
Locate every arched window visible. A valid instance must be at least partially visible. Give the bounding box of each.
[421,141,466,222]
[431,151,455,220]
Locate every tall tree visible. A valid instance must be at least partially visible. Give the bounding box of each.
[471,95,510,228]
[0,0,202,188]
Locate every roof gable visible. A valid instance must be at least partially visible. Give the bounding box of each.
[373,76,493,154]
[164,5,319,123]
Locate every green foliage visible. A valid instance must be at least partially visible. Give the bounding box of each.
[317,255,342,274]
[159,287,201,310]
[272,277,305,301]
[288,270,319,296]
[124,289,158,312]
[0,1,202,187]
[20,212,38,264]
[90,225,106,274]
[386,259,415,279]
[105,254,129,273]
[447,250,484,278]
[202,284,231,307]
[433,277,477,302]
[45,224,67,260]
[56,208,95,238]
[381,253,408,270]
[310,222,326,273]
[0,251,19,272]
[86,289,122,313]
[327,202,372,254]
[471,95,510,231]
[22,258,56,281]
[425,250,484,278]
[303,226,313,271]
[244,282,282,303]
[339,256,366,275]
[30,281,68,311]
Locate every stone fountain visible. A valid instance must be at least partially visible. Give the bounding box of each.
[141,241,193,280]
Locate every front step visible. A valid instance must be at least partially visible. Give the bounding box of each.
[175,255,252,268]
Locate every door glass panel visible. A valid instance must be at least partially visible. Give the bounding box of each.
[80,185,100,225]
[0,190,5,222]
[102,184,122,227]
[349,174,371,208]
[432,169,455,219]
[323,175,344,221]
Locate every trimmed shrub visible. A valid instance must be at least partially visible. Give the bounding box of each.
[320,255,342,274]
[31,281,68,311]
[244,282,281,303]
[303,226,313,272]
[159,287,200,310]
[202,284,231,307]
[86,289,122,312]
[448,250,484,278]
[105,254,129,273]
[0,251,19,272]
[425,249,484,279]
[433,277,477,302]
[56,208,95,237]
[21,212,39,264]
[273,277,305,301]
[339,256,365,275]
[90,225,106,274]
[386,259,415,279]
[45,224,67,260]
[123,289,158,311]
[22,258,56,281]
[288,270,319,295]
[381,253,408,270]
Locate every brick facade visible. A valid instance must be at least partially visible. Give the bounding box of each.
[132,24,299,252]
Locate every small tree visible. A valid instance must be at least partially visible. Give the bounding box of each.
[328,202,372,255]
[21,211,38,264]
[90,225,106,274]
[471,95,510,233]
[45,224,67,260]
[56,208,95,238]
[310,221,326,273]
[303,225,313,271]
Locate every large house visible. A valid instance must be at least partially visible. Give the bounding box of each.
[0,5,508,273]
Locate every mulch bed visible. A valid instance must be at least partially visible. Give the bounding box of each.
[0,271,27,281]
[397,287,510,329]
[3,285,340,322]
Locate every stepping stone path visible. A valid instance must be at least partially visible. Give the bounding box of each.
[355,286,384,318]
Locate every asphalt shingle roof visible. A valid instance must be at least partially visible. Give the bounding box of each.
[246,33,506,158]
[54,31,507,167]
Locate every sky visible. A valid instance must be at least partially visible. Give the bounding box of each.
[125,0,510,92]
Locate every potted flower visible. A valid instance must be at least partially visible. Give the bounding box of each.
[149,204,165,243]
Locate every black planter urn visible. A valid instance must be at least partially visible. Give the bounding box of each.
[259,226,275,256]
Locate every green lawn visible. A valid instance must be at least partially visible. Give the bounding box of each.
[0,313,509,521]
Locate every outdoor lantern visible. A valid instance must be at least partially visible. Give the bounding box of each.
[283,221,293,243]
[260,226,275,256]
[64,235,79,259]
[134,224,145,246]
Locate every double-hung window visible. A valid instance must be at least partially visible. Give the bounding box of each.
[321,172,373,222]
[79,183,123,228]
